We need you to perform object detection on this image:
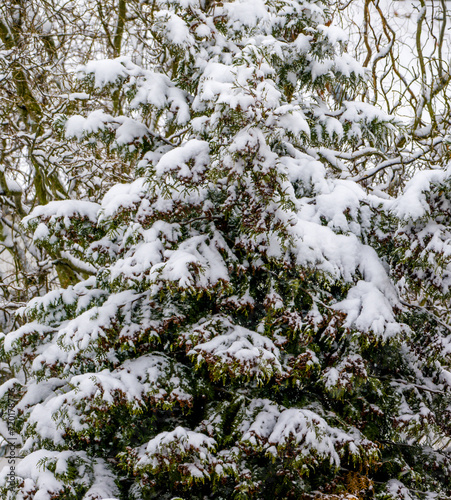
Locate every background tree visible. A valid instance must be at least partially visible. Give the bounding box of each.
[337,0,451,191]
[0,0,146,334]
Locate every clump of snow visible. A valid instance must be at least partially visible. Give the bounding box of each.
[182,315,283,382]
[155,140,210,181]
[77,56,190,124]
[23,200,100,226]
[392,168,449,220]
[78,59,128,88]
[0,450,119,500]
[155,10,195,47]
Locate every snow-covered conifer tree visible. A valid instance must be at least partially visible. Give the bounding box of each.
[0,0,450,498]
